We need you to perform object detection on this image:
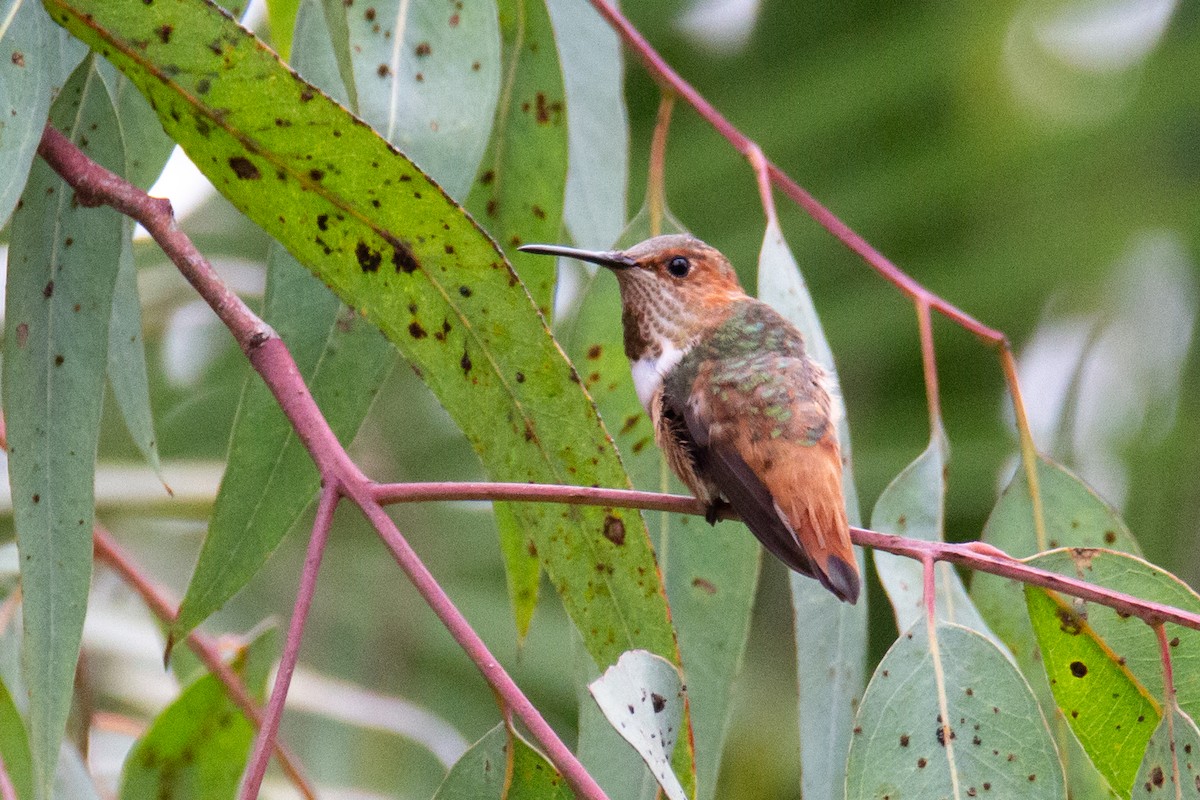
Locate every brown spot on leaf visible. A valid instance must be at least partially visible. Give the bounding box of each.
[899,734,909,747]
[651,693,665,713]
[228,156,260,180]
[316,214,329,231]
[12,51,25,66]
[692,577,716,594]
[531,204,546,220]
[43,281,54,299]
[917,758,927,768]
[1069,661,1088,678]
[356,241,382,272]
[1056,606,1083,636]
[415,41,431,57]
[156,24,173,43]
[15,323,28,348]
[377,63,390,77]
[408,321,427,339]
[602,514,626,546]
[460,350,472,375]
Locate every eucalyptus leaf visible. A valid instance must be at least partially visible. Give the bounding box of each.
[2,55,124,796]
[0,0,56,228]
[433,723,572,800]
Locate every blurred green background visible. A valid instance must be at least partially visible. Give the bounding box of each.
[10,0,1197,797]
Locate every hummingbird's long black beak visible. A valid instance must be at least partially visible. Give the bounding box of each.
[518,243,636,270]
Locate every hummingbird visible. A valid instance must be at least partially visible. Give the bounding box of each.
[520,235,859,603]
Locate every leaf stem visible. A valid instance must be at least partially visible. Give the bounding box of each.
[647,91,674,236]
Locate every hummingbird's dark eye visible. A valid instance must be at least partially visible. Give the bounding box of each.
[666,256,690,278]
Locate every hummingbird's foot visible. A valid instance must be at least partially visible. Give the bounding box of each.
[704,499,731,526]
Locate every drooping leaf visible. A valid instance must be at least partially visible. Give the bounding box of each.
[0,0,56,228]
[872,430,1001,647]
[757,216,868,800]
[589,650,689,800]
[466,0,568,318]
[846,620,1065,800]
[1132,704,1200,798]
[432,723,572,800]
[544,0,627,250]
[51,0,677,686]
[177,0,397,638]
[119,628,277,800]
[345,0,500,201]
[0,678,34,800]
[2,55,124,796]
[105,226,164,480]
[1025,585,1158,797]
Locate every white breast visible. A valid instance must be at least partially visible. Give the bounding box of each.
[630,341,684,414]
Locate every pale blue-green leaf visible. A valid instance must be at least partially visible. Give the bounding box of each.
[0,0,55,227]
[119,628,277,800]
[757,215,868,800]
[346,0,500,200]
[98,62,175,190]
[545,0,627,250]
[871,432,1001,647]
[105,226,164,480]
[589,650,688,800]
[175,0,395,637]
[0,678,33,800]
[1132,705,1200,798]
[316,0,359,113]
[433,723,572,800]
[2,56,124,797]
[53,744,99,800]
[847,620,1065,800]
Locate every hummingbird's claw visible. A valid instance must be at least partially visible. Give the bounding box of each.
[705,499,730,526]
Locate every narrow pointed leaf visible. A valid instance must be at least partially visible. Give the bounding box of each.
[105,227,164,479]
[119,628,277,800]
[544,0,627,250]
[847,620,1065,800]
[872,432,1000,646]
[2,55,124,795]
[757,217,867,800]
[0,0,56,227]
[433,723,572,800]
[266,0,300,60]
[466,0,568,317]
[0,678,34,800]
[589,650,688,800]
[1132,705,1200,798]
[1025,585,1158,797]
[51,0,679,682]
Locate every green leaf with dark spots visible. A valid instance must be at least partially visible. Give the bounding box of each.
[433,723,572,800]
[118,627,277,800]
[467,0,568,318]
[1025,584,1158,797]
[50,0,679,684]
[2,54,124,797]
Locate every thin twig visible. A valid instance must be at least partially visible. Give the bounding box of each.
[241,484,339,800]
